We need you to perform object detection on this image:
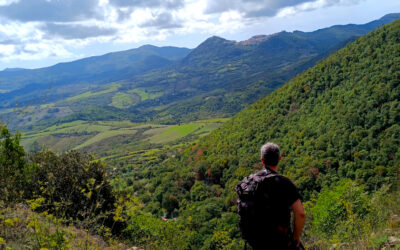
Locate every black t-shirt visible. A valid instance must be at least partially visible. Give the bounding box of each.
[257,168,301,228]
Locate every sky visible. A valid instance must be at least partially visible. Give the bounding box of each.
[0,0,398,70]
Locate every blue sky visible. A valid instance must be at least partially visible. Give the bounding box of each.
[0,0,398,70]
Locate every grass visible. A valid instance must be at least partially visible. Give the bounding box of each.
[39,103,55,109]
[66,83,121,102]
[74,129,138,150]
[194,118,230,123]
[128,88,163,101]
[33,134,93,152]
[0,203,130,249]
[110,92,137,109]
[147,123,203,143]
[25,120,143,138]
[129,88,149,101]
[21,120,141,152]
[23,121,109,139]
[20,119,226,165]
[194,123,222,135]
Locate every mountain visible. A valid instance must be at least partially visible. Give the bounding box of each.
[0,45,191,105]
[123,18,400,249]
[125,13,400,122]
[2,14,400,129]
[2,67,25,72]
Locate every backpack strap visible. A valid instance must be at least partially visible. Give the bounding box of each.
[256,169,280,208]
[257,168,278,180]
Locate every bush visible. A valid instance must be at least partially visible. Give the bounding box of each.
[26,150,116,223]
[306,179,371,246]
[0,125,26,202]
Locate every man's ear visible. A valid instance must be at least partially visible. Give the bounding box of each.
[261,158,265,164]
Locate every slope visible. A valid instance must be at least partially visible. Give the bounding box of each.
[126,18,400,249]
[0,45,191,108]
[127,13,400,122]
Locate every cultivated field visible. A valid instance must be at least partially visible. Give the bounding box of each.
[21,118,228,163]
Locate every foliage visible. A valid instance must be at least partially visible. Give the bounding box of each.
[0,124,26,202]
[0,202,127,249]
[307,179,370,242]
[0,126,129,248]
[26,150,116,222]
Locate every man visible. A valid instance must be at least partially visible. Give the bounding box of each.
[237,142,306,249]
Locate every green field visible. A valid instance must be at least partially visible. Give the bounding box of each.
[21,119,226,164]
[128,88,163,101]
[110,92,137,109]
[147,123,202,143]
[66,83,121,102]
[74,129,138,149]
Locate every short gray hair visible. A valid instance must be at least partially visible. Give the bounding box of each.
[260,142,280,166]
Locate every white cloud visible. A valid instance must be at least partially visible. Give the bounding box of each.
[277,0,365,17]
[0,0,19,6]
[0,44,14,56]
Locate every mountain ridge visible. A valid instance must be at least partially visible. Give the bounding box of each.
[2,13,400,129]
[0,45,192,93]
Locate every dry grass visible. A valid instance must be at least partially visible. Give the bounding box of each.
[0,203,136,249]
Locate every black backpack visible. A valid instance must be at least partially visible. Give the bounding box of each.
[235,169,278,241]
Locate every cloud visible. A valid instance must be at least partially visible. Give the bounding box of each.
[277,0,365,16]
[140,12,182,29]
[0,0,368,68]
[108,0,186,21]
[0,42,73,60]
[205,0,364,18]
[41,23,117,40]
[0,39,19,45]
[0,0,102,22]
[109,0,184,9]
[205,0,310,17]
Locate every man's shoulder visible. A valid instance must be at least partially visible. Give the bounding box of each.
[263,171,301,205]
[260,169,295,185]
[275,174,295,184]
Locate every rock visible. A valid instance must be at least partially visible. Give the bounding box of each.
[390,215,400,228]
[388,236,400,245]
[384,228,392,234]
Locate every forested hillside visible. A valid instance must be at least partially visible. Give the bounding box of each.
[119,18,400,249]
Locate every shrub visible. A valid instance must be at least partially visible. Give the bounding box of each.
[0,125,26,202]
[26,150,116,223]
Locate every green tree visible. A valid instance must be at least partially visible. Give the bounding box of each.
[0,125,26,202]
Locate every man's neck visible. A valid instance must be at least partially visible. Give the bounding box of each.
[265,166,278,172]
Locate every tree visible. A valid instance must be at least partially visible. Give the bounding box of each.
[0,125,26,202]
[27,150,116,222]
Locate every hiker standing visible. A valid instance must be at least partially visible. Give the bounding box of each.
[236,142,306,249]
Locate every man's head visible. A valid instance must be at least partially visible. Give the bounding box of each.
[260,142,280,167]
